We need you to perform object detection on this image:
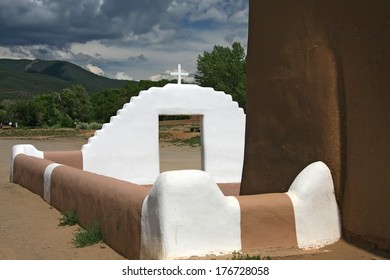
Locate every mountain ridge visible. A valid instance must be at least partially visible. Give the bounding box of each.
[0,59,127,100]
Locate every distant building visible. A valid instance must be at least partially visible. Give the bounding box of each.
[0,122,17,129]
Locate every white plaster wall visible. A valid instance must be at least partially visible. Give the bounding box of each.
[286,161,342,248]
[43,163,62,203]
[82,84,246,184]
[140,170,241,259]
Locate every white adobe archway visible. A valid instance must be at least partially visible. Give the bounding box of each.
[82,84,246,184]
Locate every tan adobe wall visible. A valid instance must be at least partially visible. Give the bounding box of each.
[13,154,53,197]
[243,0,390,251]
[12,153,151,259]
[237,193,297,250]
[44,151,83,169]
[50,165,151,259]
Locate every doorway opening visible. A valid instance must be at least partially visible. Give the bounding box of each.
[159,115,203,173]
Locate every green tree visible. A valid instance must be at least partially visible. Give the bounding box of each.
[90,80,172,123]
[33,94,61,127]
[0,100,18,124]
[7,85,93,127]
[56,85,93,123]
[195,42,246,109]
[90,88,125,123]
[0,103,6,121]
[12,100,40,127]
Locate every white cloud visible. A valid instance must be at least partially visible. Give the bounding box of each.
[0,0,248,81]
[149,67,194,83]
[190,7,227,22]
[229,6,249,23]
[114,72,133,80]
[85,64,104,76]
[148,69,173,81]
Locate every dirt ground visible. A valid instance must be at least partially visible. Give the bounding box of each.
[0,136,388,260]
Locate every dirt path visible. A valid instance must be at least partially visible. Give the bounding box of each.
[0,139,125,259]
[0,138,388,260]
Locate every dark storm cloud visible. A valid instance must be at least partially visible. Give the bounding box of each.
[0,0,172,47]
[128,54,147,63]
[100,0,173,34]
[0,0,248,80]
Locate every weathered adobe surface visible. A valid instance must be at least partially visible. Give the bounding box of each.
[242,0,390,251]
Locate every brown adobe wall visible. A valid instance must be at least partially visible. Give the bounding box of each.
[44,151,83,169]
[241,0,342,198]
[236,193,297,251]
[12,152,302,258]
[50,166,151,259]
[13,154,53,197]
[242,0,390,251]
[11,153,151,259]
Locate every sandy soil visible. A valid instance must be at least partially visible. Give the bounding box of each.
[0,137,388,260]
[0,138,125,259]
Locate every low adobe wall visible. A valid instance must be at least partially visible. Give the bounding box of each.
[50,165,151,259]
[11,145,341,259]
[44,151,83,170]
[140,162,340,259]
[13,154,54,198]
[12,153,151,259]
[237,194,297,250]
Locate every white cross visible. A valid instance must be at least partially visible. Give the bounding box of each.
[170,64,189,84]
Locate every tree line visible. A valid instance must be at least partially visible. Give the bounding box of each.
[0,80,171,128]
[0,42,246,128]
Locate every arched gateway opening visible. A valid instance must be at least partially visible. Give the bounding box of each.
[159,115,202,173]
[82,84,246,184]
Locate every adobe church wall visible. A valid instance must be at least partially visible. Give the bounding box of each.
[242,0,390,251]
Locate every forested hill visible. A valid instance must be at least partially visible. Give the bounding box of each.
[0,59,127,100]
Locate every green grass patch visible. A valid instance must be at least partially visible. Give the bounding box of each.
[168,135,201,147]
[159,131,174,140]
[72,223,103,248]
[0,128,83,138]
[231,251,272,260]
[159,125,182,131]
[181,135,201,146]
[58,210,78,226]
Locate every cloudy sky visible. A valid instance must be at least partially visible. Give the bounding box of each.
[0,0,248,81]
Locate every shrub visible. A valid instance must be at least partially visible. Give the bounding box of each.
[58,210,78,226]
[231,251,272,260]
[182,135,201,146]
[72,223,103,248]
[76,122,102,130]
[77,122,89,130]
[88,122,102,130]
